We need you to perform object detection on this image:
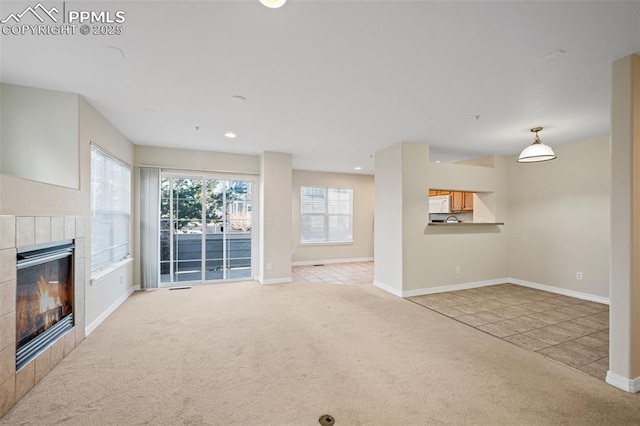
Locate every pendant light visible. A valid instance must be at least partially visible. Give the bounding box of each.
[517,127,557,163]
[260,0,286,8]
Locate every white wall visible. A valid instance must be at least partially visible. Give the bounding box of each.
[0,83,79,190]
[507,136,611,298]
[291,170,374,264]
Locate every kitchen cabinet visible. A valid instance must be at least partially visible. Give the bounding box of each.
[429,190,474,211]
[463,192,474,211]
[451,191,473,211]
[451,191,463,211]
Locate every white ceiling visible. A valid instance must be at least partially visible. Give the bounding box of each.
[1,1,639,174]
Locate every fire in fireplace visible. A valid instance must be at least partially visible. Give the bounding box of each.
[16,241,74,370]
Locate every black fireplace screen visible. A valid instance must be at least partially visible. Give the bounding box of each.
[16,243,74,363]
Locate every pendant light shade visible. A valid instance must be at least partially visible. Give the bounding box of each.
[260,0,287,8]
[517,127,557,163]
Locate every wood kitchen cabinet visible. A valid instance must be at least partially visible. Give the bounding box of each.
[463,192,474,211]
[451,191,464,211]
[429,190,452,196]
[452,191,474,211]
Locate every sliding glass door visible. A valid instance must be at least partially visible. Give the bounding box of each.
[160,174,253,284]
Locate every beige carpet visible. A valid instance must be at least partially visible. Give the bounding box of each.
[2,281,639,425]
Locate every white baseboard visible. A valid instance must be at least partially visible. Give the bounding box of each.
[509,278,609,305]
[375,277,608,304]
[606,371,640,393]
[85,286,138,336]
[402,279,506,298]
[373,280,403,297]
[292,257,374,266]
[259,277,293,285]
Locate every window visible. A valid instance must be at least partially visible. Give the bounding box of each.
[90,145,131,272]
[301,186,353,243]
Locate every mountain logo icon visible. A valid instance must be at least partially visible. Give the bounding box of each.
[1,2,59,24]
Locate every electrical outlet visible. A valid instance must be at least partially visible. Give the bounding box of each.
[455,266,461,274]
[267,263,273,270]
[576,272,583,281]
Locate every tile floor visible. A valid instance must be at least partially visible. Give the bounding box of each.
[292,261,374,285]
[408,283,610,380]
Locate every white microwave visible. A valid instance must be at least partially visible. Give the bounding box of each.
[429,195,452,214]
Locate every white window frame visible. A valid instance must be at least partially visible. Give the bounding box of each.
[90,144,131,274]
[300,186,353,244]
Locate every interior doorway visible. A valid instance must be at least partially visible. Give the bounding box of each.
[160,174,253,285]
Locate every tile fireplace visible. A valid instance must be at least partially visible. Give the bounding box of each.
[0,215,86,418]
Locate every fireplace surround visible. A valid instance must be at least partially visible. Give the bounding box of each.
[0,215,86,417]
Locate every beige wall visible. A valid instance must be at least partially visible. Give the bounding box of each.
[374,143,509,294]
[507,136,611,298]
[376,139,612,299]
[259,152,292,284]
[609,53,640,387]
[402,143,508,292]
[0,83,79,190]
[373,143,404,293]
[0,85,136,413]
[291,170,374,264]
[0,85,135,331]
[135,145,259,175]
[79,97,135,329]
[0,87,82,216]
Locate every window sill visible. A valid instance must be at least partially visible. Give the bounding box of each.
[299,241,354,247]
[90,257,134,286]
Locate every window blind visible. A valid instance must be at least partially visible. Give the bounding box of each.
[90,145,131,272]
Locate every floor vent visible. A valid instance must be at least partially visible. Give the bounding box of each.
[169,286,192,291]
[319,414,335,425]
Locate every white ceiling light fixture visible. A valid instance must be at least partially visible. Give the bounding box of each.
[224,132,237,139]
[259,0,286,9]
[517,127,557,163]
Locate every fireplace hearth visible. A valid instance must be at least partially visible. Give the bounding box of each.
[16,241,74,370]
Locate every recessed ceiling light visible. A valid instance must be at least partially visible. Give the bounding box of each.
[354,167,362,171]
[435,161,441,163]
[224,132,237,139]
[260,0,286,8]
[230,95,246,104]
